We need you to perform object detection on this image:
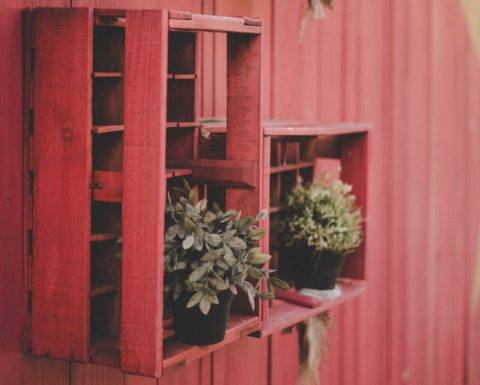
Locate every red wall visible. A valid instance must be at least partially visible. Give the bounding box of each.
[1,1,480,385]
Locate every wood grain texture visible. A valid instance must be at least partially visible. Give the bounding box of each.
[32,7,92,362]
[121,9,168,378]
[2,1,480,385]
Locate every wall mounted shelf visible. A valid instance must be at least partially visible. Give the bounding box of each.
[25,7,263,379]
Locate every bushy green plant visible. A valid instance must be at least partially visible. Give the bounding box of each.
[164,181,288,315]
[280,177,362,255]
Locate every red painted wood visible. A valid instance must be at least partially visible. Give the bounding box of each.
[169,12,261,34]
[269,329,299,385]
[212,337,268,385]
[121,9,168,378]
[167,159,258,187]
[32,7,92,362]
[340,133,368,280]
[163,315,259,374]
[92,171,122,203]
[1,1,480,385]
[253,280,366,338]
[225,31,265,320]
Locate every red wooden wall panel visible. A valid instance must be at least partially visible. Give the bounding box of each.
[1,1,480,385]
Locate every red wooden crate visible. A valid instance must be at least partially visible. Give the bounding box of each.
[26,7,264,378]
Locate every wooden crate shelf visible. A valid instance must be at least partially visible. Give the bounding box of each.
[250,279,366,338]
[24,5,370,377]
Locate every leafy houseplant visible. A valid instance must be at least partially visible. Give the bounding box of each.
[164,182,288,345]
[279,177,362,290]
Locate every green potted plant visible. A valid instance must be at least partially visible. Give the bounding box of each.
[164,182,288,345]
[279,176,362,290]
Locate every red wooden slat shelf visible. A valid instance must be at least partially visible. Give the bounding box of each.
[199,119,370,137]
[167,73,196,79]
[166,121,199,128]
[269,161,314,174]
[251,279,366,338]
[166,168,193,179]
[169,11,261,34]
[94,16,125,28]
[90,233,117,242]
[264,121,371,137]
[163,315,260,373]
[90,284,117,298]
[93,71,123,78]
[92,125,124,134]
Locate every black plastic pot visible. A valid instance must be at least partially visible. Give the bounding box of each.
[172,290,234,345]
[293,247,346,290]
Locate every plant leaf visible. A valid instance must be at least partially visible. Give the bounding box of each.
[270,277,290,290]
[255,210,268,222]
[189,263,209,282]
[249,253,271,265]
[205,233,222,247]
[250,228,266,241]
[228,237,247,250]
[182,234,194,249]
[199,295,212,315]
[223,245,236,266]
[195,199,207,213]
[186,291,203,308]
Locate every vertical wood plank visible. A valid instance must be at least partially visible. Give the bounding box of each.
[21,356,70,385]
[71,363,125,385]
[32,7,92,362]
[225,32,264,318]
[121,9,168,377]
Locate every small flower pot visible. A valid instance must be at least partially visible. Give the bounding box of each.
[293,247,346,290]
[172,290,234,345]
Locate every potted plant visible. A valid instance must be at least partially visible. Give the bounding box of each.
[279,176,362,290]
[164,182,288,345]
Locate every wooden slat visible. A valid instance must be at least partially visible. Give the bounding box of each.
[90,233,116,242]
[32,7,92,362]
[169,11,261,34]
[92,170,122,203]
[199,119,370,137]
[251,279,366,338]
[89,284,117,298]
[225,32,264,319]
[340,133,368,279]
[167,73,196,80]
[269,161,313,174]
[92,124,124,134]
[162,315,260,373]
[168,159,257,187]
[93,71,123,78]
[121,10,168,378]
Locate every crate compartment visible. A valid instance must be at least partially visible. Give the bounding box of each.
[94,26,125,72]
[167,79,195,122]
[91,202,122,236]
[93,131,123,171]
[90,291,120,343]
[93,78,124,126]
[168,31,196,74]
[91,241,121,288]
[166,126,196,161]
